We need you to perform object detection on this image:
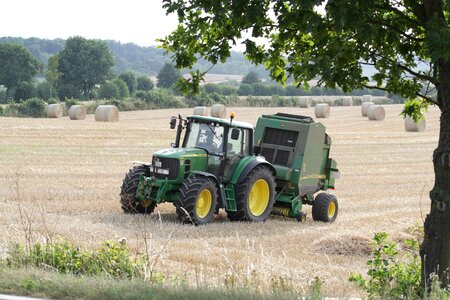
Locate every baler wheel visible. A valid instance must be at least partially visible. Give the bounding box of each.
[176,177,218,225]
[120,165,156,214]
[227,166,275,222]
[312,193,338,222]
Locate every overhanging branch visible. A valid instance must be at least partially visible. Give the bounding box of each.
[375,2,423,27]
[366,19,424,42]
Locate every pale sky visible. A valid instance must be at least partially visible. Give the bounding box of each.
[0,0,179,47]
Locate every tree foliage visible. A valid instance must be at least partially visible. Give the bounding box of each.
[161,0,442,104]
[37,81,53,100]
[160,0,450,289]
[137,76,154,91]
[237,83,254,96]
[57,36,114,98]
[242,71,261,85]
[46,54,60,98]
[119,71,136,94]
[156,62,182,89]
[99,81,120,99]
[14,81,37,101]
[0,43,40,98]
[113,78,130,98]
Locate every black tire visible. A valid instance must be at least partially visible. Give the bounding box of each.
[120,165,156,214]
[312,193,338,222]
[176,177,218,225]
[227,166,275,222]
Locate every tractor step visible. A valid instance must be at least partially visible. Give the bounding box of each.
[224,184,236,211]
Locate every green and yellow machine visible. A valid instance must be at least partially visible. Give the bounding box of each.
[120,112,340,225]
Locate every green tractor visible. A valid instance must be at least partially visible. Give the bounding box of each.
[120,112,340,225]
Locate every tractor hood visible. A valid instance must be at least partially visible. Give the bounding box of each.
[153,147,207,160]
[152,148,209,177]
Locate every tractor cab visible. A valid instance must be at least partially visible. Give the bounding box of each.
[172,114,254,181]
[183,118,226,156]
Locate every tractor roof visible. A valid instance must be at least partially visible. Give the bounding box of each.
[260,113,315,124]
[189,115,254,130]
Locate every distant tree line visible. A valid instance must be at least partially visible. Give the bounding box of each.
[0,37,157,103]
[202,71,402,102]
[0,37,269,77]
[0,36,403,118]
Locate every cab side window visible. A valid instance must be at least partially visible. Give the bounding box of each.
[227,128,250,156]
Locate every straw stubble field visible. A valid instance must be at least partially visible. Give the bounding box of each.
[0,104,439,296]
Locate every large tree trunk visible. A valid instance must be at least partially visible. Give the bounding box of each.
[420,60,450,288]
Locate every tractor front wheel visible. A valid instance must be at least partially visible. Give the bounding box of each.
[312,193,338,222]
[176,177,218,225]
[120,165,156,214]
[227,166,275,222]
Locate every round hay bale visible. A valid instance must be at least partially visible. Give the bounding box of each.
[362,94,372,103]
[210,104,226,118]
[47,103,63,118]
[404,116,426,132]
[367,105,385,121]
[193,106,208,116]
[298,96,311,108]
[69,105,87,120]
[342,96,353,106]
[95,105,119,122]
[361,102,375,117]
[315,103,330,118]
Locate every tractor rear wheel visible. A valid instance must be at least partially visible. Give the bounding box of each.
[120,165,156,214]
[176,177,218,225]
[227,166,275,222]
[312,193,338,222]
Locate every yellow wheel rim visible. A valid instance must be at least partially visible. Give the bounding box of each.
[328,202,336,219]
[249,179,270,216]
[196,189,212,218]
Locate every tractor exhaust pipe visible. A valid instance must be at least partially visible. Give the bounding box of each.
[171,115,183,148]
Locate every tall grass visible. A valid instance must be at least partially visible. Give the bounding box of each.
[0,268,300,300]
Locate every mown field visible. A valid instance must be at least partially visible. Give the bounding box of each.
[0,104,439,297]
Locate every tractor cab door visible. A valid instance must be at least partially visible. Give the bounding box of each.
[223,128,251,181]
[201,125,225,178]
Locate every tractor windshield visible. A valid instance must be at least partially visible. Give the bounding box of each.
[184,121,225,155]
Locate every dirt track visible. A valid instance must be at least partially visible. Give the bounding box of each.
[0,104,439,296]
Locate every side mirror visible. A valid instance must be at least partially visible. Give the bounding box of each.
[231,128,240,140]
[170,117,176,129]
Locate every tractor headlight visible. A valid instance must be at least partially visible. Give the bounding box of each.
[156,168,170,175]
[149,166,154,172]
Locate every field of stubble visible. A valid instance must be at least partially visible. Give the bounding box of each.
[0,104,439,296]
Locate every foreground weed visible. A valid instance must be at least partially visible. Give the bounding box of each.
[271,275,294,294]
[19,275,41,292]
[6,239,148,279]
[349,232,422,299]
[305,276,324,300]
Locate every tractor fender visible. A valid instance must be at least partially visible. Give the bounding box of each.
[233,156,276,185]
[190,171,226,209]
